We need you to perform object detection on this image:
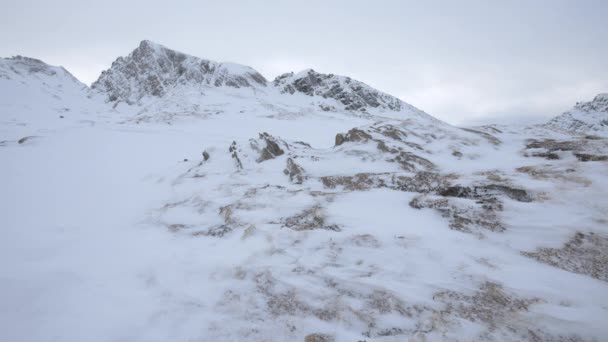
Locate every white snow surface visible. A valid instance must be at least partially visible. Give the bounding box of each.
[1,45,608,342]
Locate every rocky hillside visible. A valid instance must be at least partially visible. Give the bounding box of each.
[545,93,608,137]
[273,69,422,115]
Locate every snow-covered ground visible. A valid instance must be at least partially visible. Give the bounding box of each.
[1,43,607,341]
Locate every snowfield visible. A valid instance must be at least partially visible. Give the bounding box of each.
[1,42,607,342]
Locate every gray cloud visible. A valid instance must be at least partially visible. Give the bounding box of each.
[1,0,606,125]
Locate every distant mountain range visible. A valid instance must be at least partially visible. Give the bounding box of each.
[1,40,606,137]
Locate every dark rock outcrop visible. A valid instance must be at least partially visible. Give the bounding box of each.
[410,195,505,235]
[574,153,608,162]
[439,184,532,203]
[283,158,306,184]
[229,141,243,170]
[255,133,285,162]
[321,171,451,193]
[334,128,372,146]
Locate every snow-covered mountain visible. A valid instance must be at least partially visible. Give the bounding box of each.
[545,93,608,137]
[91,41,434,123]
[1,41,607,342]
[0,56,114,141]
[92,40,267,104]
[0,56,90,117]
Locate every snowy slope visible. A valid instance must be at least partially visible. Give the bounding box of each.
[0,56,113,141]
[0,56,89,119]
[1,44,607,342]
[545,93,608,137]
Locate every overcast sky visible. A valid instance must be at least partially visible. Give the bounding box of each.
[1,0,606,125]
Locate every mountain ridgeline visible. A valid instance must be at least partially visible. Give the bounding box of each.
[88,40,428,116]
[0,39,606,136]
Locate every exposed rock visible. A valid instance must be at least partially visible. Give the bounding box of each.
[334,134,345,146]
[439,184,533,203]
[410,195,505,235]
[411,183,532,235]
[372,124,408,141]
[229,141,243,170]
[523,232,608,282]
[531,152,560,160]
[283,158,306,184]
[202,150,210,161]
[525,139,581,152]
[192,224,233,237]
[304,333,335,342]
[524,137,608,161]
[282,206,341,232]
[318,104,336,112]
[321,171,451,193]
[433,281,542,331]
[517,165,591,186]
[294,141,312,148]
[17,136,33,144]
[334,128,372,146]
[255,132,285,162]
[574,153,608,162]
[219,204,237,225]
[336,125,436,172]
[389,150,435,172]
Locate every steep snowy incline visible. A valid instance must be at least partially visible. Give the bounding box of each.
[545,93,608,137]
[92,40,267,104]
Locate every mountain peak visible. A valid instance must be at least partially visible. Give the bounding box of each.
[92,41,267,104]
[139,39,161,49]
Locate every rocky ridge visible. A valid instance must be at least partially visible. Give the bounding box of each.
[545,93,608,136]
